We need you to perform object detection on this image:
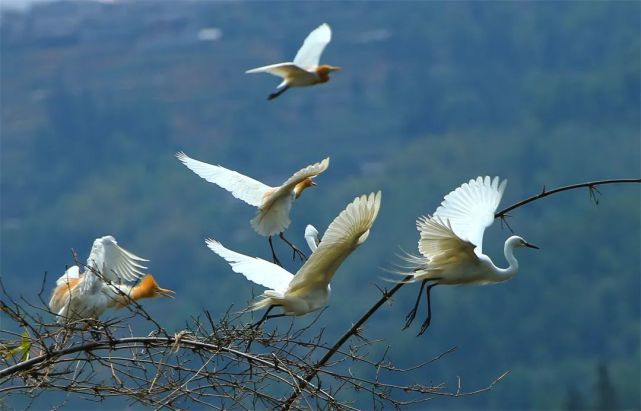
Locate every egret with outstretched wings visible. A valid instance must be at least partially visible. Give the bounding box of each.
[206,191,381,325]
[402,177,538,335]
[246,23,341,100]
[177,152,329,264]
[49,236,174,323]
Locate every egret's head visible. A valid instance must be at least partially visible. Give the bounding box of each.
[510,236,539,250]
[316,65,341,82]
[135,275,176,300]
[293,178,317,199]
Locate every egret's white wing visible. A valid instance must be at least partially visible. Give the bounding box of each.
[263,157,330,209]
[245,62,312,78]
[288,191,381,293]
[304,224,320,253]
[416,216,478,271]
[293,23,332,69]
[432,176,507,254]
[56,265,80,286]
[82,236,148,292]
[205,239,293,292]
[177,152,271,208]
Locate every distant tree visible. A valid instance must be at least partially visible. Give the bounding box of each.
[593,362,619,411]
[564,385,586,411]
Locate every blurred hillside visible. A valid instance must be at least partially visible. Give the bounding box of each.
[1,1,639,409]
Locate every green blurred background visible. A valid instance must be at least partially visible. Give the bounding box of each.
[1,1,639,409]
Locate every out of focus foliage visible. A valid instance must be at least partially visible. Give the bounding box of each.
[1,1,639,409]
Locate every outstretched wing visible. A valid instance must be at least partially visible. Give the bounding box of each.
[264,157,330,209]
[432,176,506,255]
[245,62,312,78]
[416,216,479,273]
[176,152,272,207]
[205,239,293,292]
[82,236,148,292]
[293,23,332,69]
[288,191,381,293]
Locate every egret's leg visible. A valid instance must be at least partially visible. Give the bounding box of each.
[279,232,307,261]
[268,85,290,100]
[418,284,439,336]
[268,236,282,266]
[403,280,427,329]
[247,306,286,351]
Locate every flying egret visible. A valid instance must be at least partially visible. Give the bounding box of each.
[402,176,538,335]
[205,191,381,325]
[49,236,175,324]
[176,151,329,264]
[246,23,341,100]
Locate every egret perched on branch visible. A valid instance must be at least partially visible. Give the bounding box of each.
[246,23,341,100]
[402,177,538,335]
[177,152,329,264]
[206,191,381,325]
[49,236,175,323]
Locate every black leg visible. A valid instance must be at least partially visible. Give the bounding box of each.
[246,306,285,351]
[267,86,290,100]
[279,232,307,261]
[404,280,426,330]
[418,283,438,336]
[250,305,275,330]
[268,236,282,266]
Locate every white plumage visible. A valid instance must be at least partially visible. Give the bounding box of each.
[206,191,382,317]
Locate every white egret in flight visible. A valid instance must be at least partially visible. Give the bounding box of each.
[246,23,341,100]
[206,191,381,325]
[49,236,174,324]
[403,177,538,335]
[177,152,329,264]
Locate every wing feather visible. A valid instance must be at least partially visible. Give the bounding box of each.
[176,152,272,207]
[287,191,381,293]
[245,62,313,78]
[82,236,148,292]
[416,216,478,272]
[293,23,332,68]
[432,176,506,254]
[205,239,293,292]
[263,157,330,209]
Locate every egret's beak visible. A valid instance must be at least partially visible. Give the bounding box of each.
[310,181,317,187]
[330,66,342,72]
[524,242,539,250]
[158,287,176,298]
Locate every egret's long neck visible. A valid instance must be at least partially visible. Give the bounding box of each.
[491,239,519,282]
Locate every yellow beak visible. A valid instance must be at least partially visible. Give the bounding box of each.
[158,287,176,298]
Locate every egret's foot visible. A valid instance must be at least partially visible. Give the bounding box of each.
[403,308,417,330]
[291,245,307,262]
[417,317,432,336]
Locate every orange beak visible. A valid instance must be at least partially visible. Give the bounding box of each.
[329,66,342,72]
[157,287,176,298]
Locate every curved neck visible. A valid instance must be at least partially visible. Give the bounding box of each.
[491,239,519,282]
